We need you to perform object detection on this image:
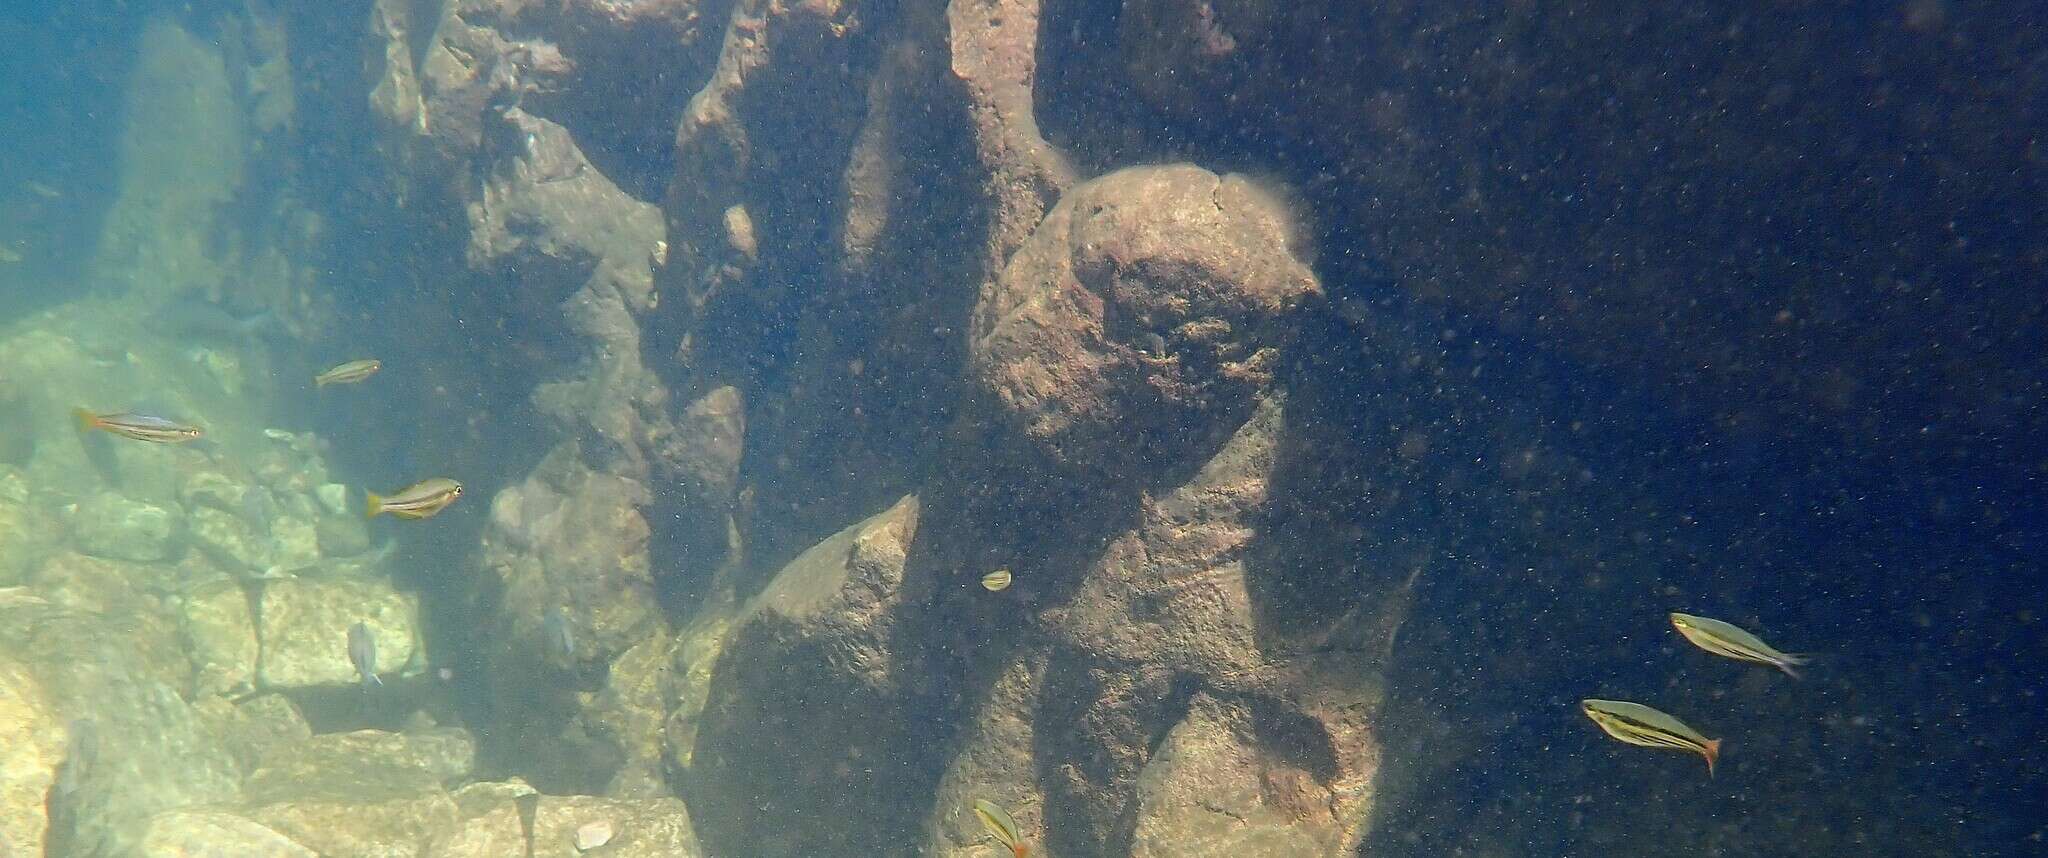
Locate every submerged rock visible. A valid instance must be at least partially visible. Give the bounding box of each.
[257,577,421,689]
[533,795,696,858]
[136,810,315,857]
[0,657,64,855]
[72,490,184,563]
[970,163,1318,480]
[179,578,259,697]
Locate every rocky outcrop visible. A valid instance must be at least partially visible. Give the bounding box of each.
[970,163,1319,478]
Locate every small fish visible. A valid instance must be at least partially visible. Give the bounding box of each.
[0,246,20,264]
[1670,612,1809,678]
[366,478,462,519]
[315,358,382,387]
[972,798,1030,858]
[348,621,383,690]
[543,605,575,661]
[74,408,203,443]
[53,718,99,798]
[26,180,62,199]
[1581,698,1722,775]
[981,569,1013,592]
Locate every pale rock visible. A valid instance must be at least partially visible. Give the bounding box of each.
[533,795,698,858]
[257,577,420,688]
[270,515,324,572]
[189,506,275,572]
[316,483,350,516]
[315,512,373,558]
[135,810,316,857]
[180,578,258,697]
[0,657,63,856]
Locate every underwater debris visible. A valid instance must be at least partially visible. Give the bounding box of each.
[1670,612,1809,678]
[366,478,462,519]
[1581,698,1723,776]
[573,819,614,850]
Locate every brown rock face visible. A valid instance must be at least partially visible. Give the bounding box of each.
[971,163,1319,479]
[681,496,932,856]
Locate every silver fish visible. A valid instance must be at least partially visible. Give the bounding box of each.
[543,605,575,661]
[348,621,382,690]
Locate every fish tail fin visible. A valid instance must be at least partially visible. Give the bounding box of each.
[72,407,97,433]
[314,375,328,388]
[1014,845,1030,858]
[365,492,383,518]
[1779,655,1808,680]
[1702,738,1723,777]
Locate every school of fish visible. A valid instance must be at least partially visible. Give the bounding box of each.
[1581,611,1808,776]
[74,354,466,693]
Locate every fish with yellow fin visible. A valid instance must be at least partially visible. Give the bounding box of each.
[1669,612,1809,678]
[73,408,203,443]
[972,799,1030,858]
[366,478,462,519]
[315,359,381,387]
[981,569,1013,592]
[1581,698,1723,775]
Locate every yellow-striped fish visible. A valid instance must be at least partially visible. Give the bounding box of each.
[981,569,1013,592]
[73,408,203,443]
[1670,612,1808,678]
[315,359,382,387]
[366,478,462,519]
[1581,698,1723,776]
[972,799,1030,858]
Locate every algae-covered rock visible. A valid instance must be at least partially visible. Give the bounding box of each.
[315,512,373,558]
[257,576,420,688]
[189,505,274,572]
[270,514,324,573]
[245,729,476,801]
[429,801,527,858]
[250,789,460,858]
[0,489,56,585]
[531,794,699,858]
[201,692,312,777]
[0,657,64,856]
[180,577,258,697]
[72,490,184,562]
[135,810,316,857]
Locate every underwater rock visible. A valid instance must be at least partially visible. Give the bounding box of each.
[135,810,316,857]
[1127,692,1334,857]
[682,495,927,856]
[179,578,259,697]
[970,163,1318,480]
[314,511,374,558]
[201,693,313,778]
[271,514,325,572]
[533,795,698,857]
[72,490,185,563]
[256,577,420,689]
[249,789,460,858]
[923,653,1045,858]
[188,505,275,573]
[0,496,55,585]
[429,802,529,858]
[244,728,475,803]
[0,657,64,856]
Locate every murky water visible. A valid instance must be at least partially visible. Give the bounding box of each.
[0,2,2042,856]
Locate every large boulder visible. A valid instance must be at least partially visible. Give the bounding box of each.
[970,163,1319,479]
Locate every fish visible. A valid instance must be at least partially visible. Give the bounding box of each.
[0,245,20,264]
[1670,612,1809,678]
[74,408,204,443]
[52,718,100,798]
[366,478,463,519]
[1581,698,1722,775]
[981,569,1013,592]
[972,798,1030,858]
[543,605,575,661]
[26,181,62,199]
[315,358,382,387]
[348,621,383,689]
